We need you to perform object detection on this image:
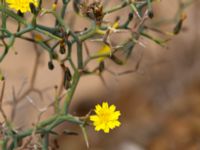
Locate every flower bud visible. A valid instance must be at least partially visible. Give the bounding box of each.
[48,61,54,70]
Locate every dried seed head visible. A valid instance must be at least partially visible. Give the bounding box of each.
[74,0,104,24]
[86,1,104,24]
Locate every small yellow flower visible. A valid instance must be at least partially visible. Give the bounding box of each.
[95,19,119,62]
[34,33,43,42]
[90,102,121,133]
[6,0,38,13]
[97,45,111,62]
[52,3,57,11]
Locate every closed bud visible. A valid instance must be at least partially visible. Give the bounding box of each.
[17,10,24,17]
[0,75,5,81]
[60,46,66,54]
[29,3,37,15]
[59,40,66,54]
[148,11,154,19]
[63,67,72,90]
[173,13,187,35]
[51,52,58,60]
[48,61,54,70]
[128,13,133,20]
[73,0,81,14]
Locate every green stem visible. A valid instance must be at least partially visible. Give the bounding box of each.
[84,53,111,67]
[42,133,49,150]
[17,115,58,139]
[17,114,82,139]
[77,41,83,69]
[103,0,137,15]
[0,35,15,62]
[1,139,8,150]
[36,24,59,34]
[63,71,80,114]
[77,24,97,42]
[61,0,70,19]
[14,25,34,36]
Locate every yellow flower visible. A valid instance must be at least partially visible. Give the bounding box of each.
[97,45,111,62]
[95,19,119,62]
[6,0,38,13]
[90,102,121,133]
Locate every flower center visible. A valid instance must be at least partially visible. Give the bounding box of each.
[99,111,111,123]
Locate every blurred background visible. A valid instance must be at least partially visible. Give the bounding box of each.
[1,0,200,149]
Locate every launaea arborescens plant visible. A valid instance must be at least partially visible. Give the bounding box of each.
[0,0,193,149]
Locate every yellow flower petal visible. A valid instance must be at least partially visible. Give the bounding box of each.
[95,104,102,114]
[103,127,110,133]
[90,115,99,122]
[109,105,116,112]
[102,102,109,109]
